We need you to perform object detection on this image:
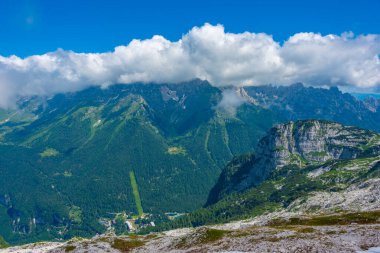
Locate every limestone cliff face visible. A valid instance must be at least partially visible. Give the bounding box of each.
[260,120,377,165]
[207,120,380,205]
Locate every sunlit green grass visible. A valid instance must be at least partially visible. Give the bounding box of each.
[130,171,144,216]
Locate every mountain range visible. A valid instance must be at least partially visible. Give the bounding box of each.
[2,119,380,252]
[0,80,380,245]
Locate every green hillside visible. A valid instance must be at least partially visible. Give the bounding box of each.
[1,82,380,244]
[0,81,277,244]
[130,171,144,217]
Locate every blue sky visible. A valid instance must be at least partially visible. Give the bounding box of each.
[0,0,379,107]
[0,0,379,57]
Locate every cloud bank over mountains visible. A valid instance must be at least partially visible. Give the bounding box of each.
[0,23,380,108]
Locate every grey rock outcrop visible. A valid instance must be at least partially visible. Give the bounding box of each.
[207,120,380,205]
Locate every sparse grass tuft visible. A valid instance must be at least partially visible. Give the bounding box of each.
[0,235,9,249]
[175,228,229,249]
[65,245,76,252]
[111,238,145,252]
[295,227,315,233]
[271,225,315,233]
[269,211,380,227]
[266,237,282,242]
[144,234,158,240]
[198,228,228,244]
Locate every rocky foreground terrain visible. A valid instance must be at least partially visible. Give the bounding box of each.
[1,211,380,253]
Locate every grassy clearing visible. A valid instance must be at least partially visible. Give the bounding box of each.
[63,171,73,177]
[69,206,82,224]
[39,148,59,157]
[167,146,186,155]
[105,119,126,149]
[129,171,144,216]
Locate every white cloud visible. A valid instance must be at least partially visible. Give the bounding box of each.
[0,23,380,108]
[281,32,380,88]
[216,88,247,115]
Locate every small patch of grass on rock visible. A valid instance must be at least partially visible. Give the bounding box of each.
[111,238,145,252]
[175,228,229,249]
[268,211,380,226]
[65,245,76,252]
[199,228,228,244]
[145,234,158,240]
[295,227,315,233]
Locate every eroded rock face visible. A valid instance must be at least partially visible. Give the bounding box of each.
[260,120,378,164]
[288,178,380,214]
[207,120,380,205]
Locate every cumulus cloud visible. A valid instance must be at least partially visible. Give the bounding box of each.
[0,23,380,108]
[281,32,380,88]
[216,88,247,115]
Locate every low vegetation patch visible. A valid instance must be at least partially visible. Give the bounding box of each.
[295,227,315,233]
[175,228,229,249]
[307,151,328,157]
[0,235,9,249]
[167,146,186,155]
[95,236,112,243]
[198,228,228,244]
[111,238,145,252]
[69,206,82,224]
[269,211,380,226]
[39,147,59,157]
[271,225,315,233]
[68,236,85,243]
[64,245,76,252]
[265,237,283,242]
[231,231,252,237]
[144,234,158,240]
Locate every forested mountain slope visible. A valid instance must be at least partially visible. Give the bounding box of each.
[1,80,380,244]
[0,80,276,244]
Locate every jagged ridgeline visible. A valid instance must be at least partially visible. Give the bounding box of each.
[150,120,380,231]
[1,80,380,244]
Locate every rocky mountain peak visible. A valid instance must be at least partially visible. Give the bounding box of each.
[207,120,380,205]
[258,120,378,167]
